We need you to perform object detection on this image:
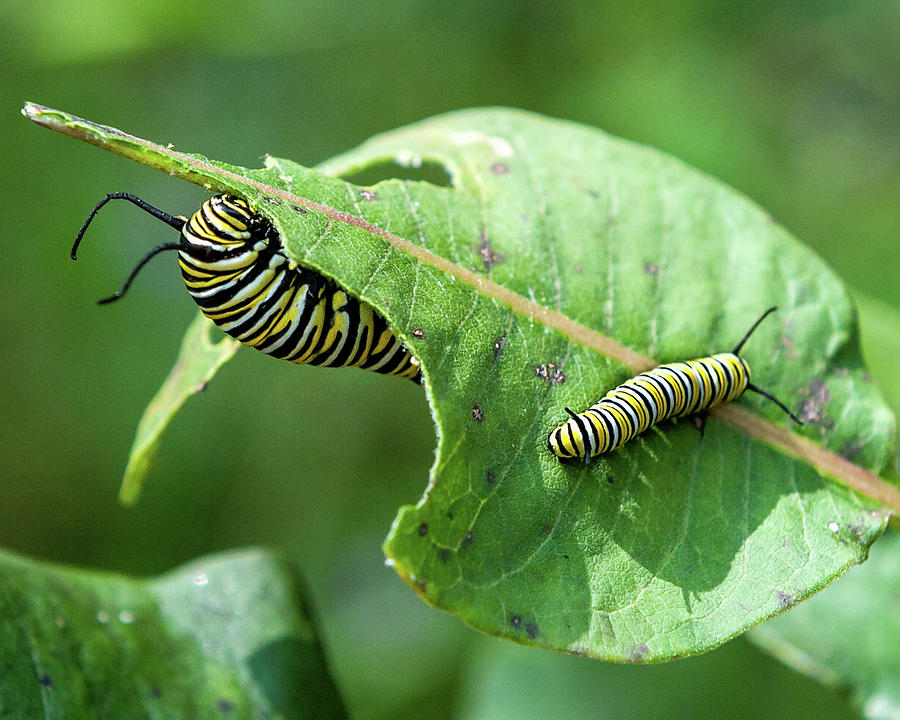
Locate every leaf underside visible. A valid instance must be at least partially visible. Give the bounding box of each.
[25,104,897,662]
[119,313,239,505]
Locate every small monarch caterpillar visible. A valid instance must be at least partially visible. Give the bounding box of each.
[548,307,803,464]
[72,193,421,383]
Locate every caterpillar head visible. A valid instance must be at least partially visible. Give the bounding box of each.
[181,195,278,258]
[72,192,282,305]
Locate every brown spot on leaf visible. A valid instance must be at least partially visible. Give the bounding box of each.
[478,233,505,270]
[412,327,425,340]
[628,644,649,662]
[472,405,484,422]
[800,379,830,424]
[216,699,234,713]
[534,363,567,385]
[490,162,510,175]
[358,188,379,201]
[780,334,798,359]
[508,613,539,638]
[418,523,428,537]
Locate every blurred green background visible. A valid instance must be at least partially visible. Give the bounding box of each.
[2,1,897,718]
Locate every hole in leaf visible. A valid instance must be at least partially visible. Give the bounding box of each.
[340,159,453,188]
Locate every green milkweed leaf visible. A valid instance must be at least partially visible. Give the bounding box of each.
[119,312,240,505]
[748,528,900,719]
[0,547,347,719]
[24,103,898,662]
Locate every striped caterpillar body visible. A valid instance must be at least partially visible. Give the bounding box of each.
[548,308,802,464]
[72,193,421,383]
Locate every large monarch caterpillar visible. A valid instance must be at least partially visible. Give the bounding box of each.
[72,193,421,383]
[548,308,803,464]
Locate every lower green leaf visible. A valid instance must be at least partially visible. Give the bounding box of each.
[748,528,900,720]
[0,548,346,719]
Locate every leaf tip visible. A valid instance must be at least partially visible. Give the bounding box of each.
[118,458,149,507]
[21,101,44,120]
[21,102,68,132]
[117,482,140,507]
